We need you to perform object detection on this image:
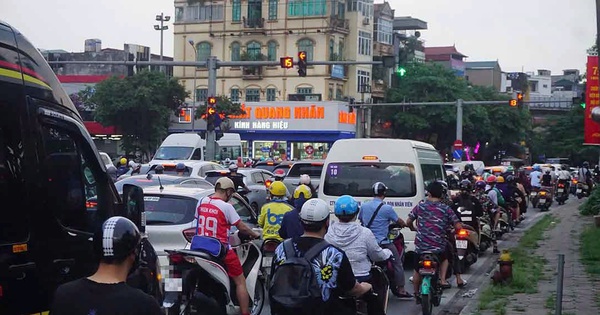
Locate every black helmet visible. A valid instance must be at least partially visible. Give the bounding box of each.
[176,162,186,172]
[154,164,164,174]
[459,179,472,191]
[372,182,388,196]
[584,161,590,167]
[93,216,141,263]
[506,175,516,183]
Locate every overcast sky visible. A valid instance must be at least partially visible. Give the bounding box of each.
[2,0,596,74]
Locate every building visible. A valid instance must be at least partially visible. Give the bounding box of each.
[527,70,552,98]
[551,69,583,99]
[173,0,375,106]
[424,45,467,76]
[170,101,356,159]
[465,61,504,92]
[371,1,395,102]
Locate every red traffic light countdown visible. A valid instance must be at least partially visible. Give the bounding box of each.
[509,92,524,107]
[280,57,294,69]
[509,99,518,107]
[178,108,192,123]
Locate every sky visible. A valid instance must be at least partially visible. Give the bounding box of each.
[2,0,596,74]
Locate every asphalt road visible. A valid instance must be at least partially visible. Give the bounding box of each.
[260,196,575,315]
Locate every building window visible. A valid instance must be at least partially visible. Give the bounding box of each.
[232,0,241,22]
[297,87,313,94]
[231,42,241,61]
[376,18,393,45]
[196,88,208,102]
[267,41,277,61]
[196,42,212,62]
[268,0,278,20]
[338,39,344,58]
[288,0,326,17]
[357,70,370,93]
[184,4,224,21]
[266,88,277,101]
[328,86,333,100]
[230,88,240,102]
[358,31,372,56]
[347,0,372,17]
[297,39,314,61]
[245,88,260,101]
[336,87,344,100]
[175,7,184,21]
[329,39,335,59]
[247,41,261,58]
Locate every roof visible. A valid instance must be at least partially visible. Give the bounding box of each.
[424,46,467,58]
[465,61,501,70]
[143,185,213,198]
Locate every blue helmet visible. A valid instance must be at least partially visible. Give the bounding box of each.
[176,163,186,171]
[334,195,359,216]
[534,165,542,171]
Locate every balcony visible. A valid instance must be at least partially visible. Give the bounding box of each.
[329,16,350,34]
[241,52,265,80]
[374,42,394,56]
[243,17,265,29]
[371,80,386,98]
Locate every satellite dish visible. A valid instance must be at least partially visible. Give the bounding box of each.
[414,31,421,38]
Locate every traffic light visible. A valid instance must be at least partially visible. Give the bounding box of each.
[178,108,192,123]
[297,51,307,77]
[516,92,524,106]
[573,92,586,108]
[280,57,294,69]
[509,99,518,107]
[396,66,407,77]
[207,96,217,115]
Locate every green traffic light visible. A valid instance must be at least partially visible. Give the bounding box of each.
[581,103,586,109]
[396,66,407,77]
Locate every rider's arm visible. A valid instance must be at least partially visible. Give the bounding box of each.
[235,220,260,239]
[406,205,418,231]
[365,229,393,262]
[257,205,266,228]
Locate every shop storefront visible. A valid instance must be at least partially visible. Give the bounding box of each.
[170,101,356,160]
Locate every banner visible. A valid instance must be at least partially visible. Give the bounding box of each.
[584,55,600,144]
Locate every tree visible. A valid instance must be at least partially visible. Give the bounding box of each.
[375,62,531,163]
[91,70,188,161]
[196,95,244,131]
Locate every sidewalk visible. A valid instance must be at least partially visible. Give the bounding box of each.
[480,200,600,315]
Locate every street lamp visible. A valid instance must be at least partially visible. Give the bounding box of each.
[188,39,198,132]
[154,13,170,72]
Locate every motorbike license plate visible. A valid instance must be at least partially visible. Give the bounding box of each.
[539,198,545,203]
[262,256,273,268]
[456,240,468,249]
[530,192,537,196]
[577,189,582,193]
[419,268,436,275]
[558,189,564,193]
[164,278,182,292]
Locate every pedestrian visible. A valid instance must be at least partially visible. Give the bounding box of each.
[50,216,161,315]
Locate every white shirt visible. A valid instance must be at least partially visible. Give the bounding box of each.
[557,170,571,180]
[530,170,542,188]
[486,185,498,206]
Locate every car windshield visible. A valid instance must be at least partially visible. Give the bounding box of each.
[204,171,231,185]
[114,176,182,193]
[100,154,111,165]
[144,195,198,225]
[323,162,416,197]
[153,146,194,160]
[287,163,324,177]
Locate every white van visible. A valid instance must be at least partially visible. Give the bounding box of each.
[318,138,446,254]
[216,133,243,162]
[150,133,206,165]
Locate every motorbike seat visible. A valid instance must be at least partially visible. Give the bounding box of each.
[173,249,227,269]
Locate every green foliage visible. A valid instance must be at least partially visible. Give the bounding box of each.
[376,62,531,160]
[69,86,97,112]
[195,95,244,121]
[91,70,188,160]
[580,188,600,215]
[580,225,600,275]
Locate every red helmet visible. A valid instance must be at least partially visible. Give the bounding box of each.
[486,175,497,183]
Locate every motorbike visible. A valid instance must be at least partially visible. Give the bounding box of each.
[537,188,552,211]
[478,215,494,253]
[339,266,390,315]
[162,231,265,315]
[455,226,479,270]
[529,187,540,208]
[576,182,589,199]
[260,239,281,287]
[496,207,513,236]
[417,253,443,315]
[555,180,569,205]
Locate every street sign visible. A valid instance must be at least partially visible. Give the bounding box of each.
[305,145,314,154]
[453,140,463,149]
[453,150,462,159]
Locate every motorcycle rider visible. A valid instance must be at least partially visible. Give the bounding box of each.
[196,177,260,315]
[116,157,129,177]
[154,164,164,174]
[299,174,317,197]
[270,198,373,315]
[359,182,412,298]
[557,165,572,193]
[485,175,505,230]
[175,162,186,176]
[228,164,250,194]
[449,180,483,287]
[50,217,162,315]
[279,184,313,240]
[259,181,294,241]
[579,161,593,193]
[529,165,543,192]
[325,195,393,281]
[504,175,525,224]
[474,180,500,253]
[406,181,462,302]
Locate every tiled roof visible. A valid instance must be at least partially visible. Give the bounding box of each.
[424,46,467,57]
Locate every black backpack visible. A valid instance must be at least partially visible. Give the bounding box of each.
[269,239,330,310]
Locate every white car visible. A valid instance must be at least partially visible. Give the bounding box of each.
[99,151,113,169]
[148,160,225,178]
[142,185,259,272]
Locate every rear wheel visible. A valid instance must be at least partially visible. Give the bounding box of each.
[251,278,265,315]
[421,293,433,315]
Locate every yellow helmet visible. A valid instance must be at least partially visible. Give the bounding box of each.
[268,181,287,196]
[496,176,505,183]
[293,184,312,199]
[120,157,127,166]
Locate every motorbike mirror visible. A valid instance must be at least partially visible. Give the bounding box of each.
[122,184,146,234]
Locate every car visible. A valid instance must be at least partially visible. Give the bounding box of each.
[271,160,295,176]
[141,185,259,270]
[204,168,274,212]
[282,160,325,195]
[113,174,214,193]
[99,151,113,169]
[151,160,225,178]
[253,160,281,172]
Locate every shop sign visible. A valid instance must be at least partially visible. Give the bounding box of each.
[585,55,600,144]
[230,104,325,120]
[305,145,314,154]
[234,121,289,129]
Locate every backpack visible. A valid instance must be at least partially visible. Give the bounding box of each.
[487,187,505,206]
[269,239,330,310]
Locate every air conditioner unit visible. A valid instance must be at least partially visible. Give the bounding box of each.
[362,18,370,25]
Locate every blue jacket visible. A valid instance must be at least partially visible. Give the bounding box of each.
[278,197,307,240]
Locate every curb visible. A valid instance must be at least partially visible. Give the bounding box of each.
[455,209,554,315]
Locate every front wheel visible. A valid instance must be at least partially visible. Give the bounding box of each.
[421,293,433,315]
[251,278,266,315]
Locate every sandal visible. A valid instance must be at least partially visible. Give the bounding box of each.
[441,283,452,289]
[457,280,468,288]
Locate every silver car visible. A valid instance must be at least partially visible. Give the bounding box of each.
[204,168,274,212]
[142,185,259,270]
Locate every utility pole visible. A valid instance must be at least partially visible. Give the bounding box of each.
[188,40,198,132]
[154,13,170,72]
[205,56,218,161]
[456,99,464,161]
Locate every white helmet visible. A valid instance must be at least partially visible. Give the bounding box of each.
[225,158,231,164]
[128,161,136,168]
[299,174,311,185]
[300,198,330,222]
[228,164,238,171]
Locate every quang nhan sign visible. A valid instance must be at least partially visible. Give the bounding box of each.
[227,101,356,132]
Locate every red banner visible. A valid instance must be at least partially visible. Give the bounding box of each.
[584,55,600,144]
